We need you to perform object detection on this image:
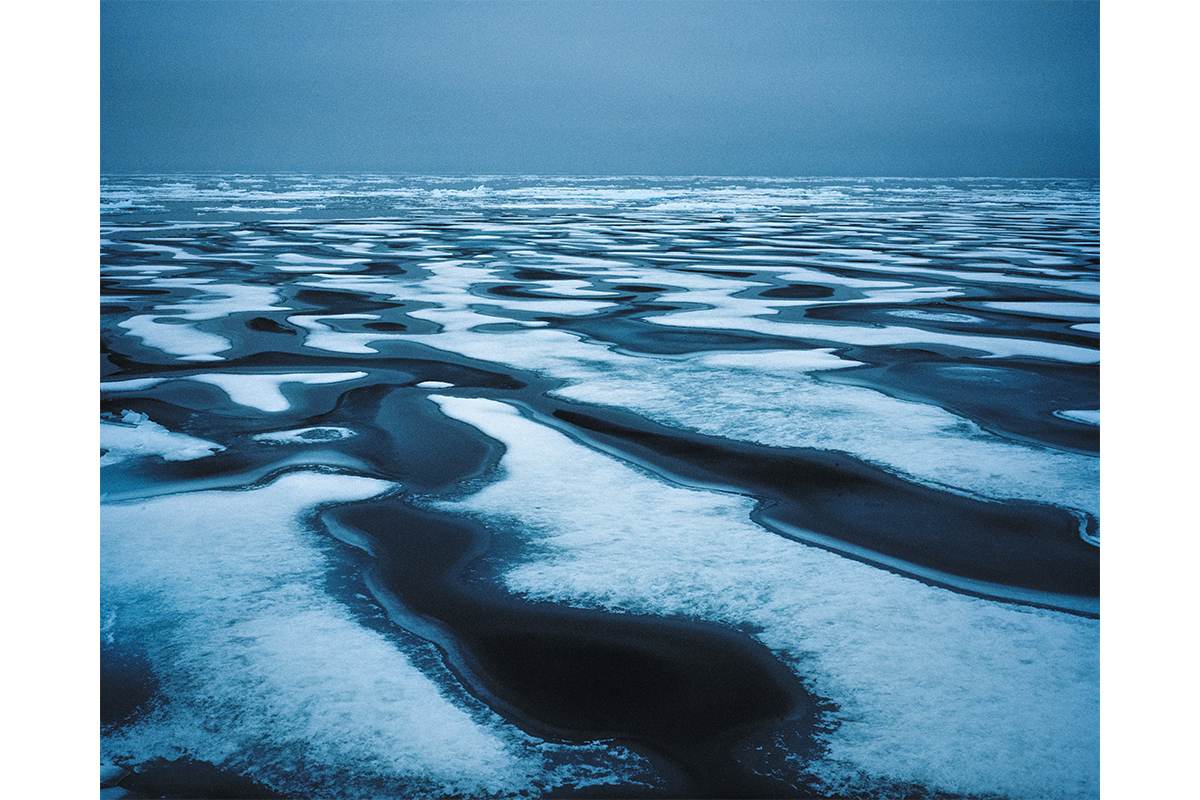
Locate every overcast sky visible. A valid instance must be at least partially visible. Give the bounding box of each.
[100,0,1099,177]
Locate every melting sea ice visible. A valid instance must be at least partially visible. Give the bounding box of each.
[101,175,1099,799]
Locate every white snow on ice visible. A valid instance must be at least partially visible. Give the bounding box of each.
[287,260,1097,519]
[118,315,232,361]
[189,372,368,412]
[113,280,288,360]
[430,396,1099,800]
[286,314,393,354]
[101,471,538,798]
[251,426,359,444]
[101,411,225,466]
[101,468,651,797]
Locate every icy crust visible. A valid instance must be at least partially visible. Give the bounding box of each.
[430,397,1100,800]
[101,471,649,799]
[101,411,225,466]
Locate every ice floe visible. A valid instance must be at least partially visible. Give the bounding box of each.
[251,426,358,444]
[101,411,225,466]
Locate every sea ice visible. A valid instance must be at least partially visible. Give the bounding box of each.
[645,307,1099,363]
[430,396,1099,800]
[251,426,358,444]
[1055,409,1100,426]
[118,315,232,360]
[286,314,393,354]
[101,471,543,798]
[100,412,225,466]
[984,301,1100,319]
[189,372,368,413]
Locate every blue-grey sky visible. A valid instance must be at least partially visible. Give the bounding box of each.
[101,0,1099,177]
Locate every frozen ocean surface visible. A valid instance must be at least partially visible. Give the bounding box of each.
[101,175,1099,799]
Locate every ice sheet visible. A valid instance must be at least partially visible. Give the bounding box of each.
[101,175,1100,798]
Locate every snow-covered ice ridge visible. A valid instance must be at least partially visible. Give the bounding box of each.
[101,175,1099,799]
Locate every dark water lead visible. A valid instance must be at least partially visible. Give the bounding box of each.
[323,500,834,799]
[546,403,1099,608]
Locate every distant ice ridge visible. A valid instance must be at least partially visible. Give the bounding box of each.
[431,396,1099,800]
[101,175,1099,216]
[100,411,224,466]
[101,471,645,798]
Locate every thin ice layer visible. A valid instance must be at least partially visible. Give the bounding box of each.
[251,426,358,444]
[101,471,535,798]
[1056,409,1100,426]
[431,396,1099,800]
